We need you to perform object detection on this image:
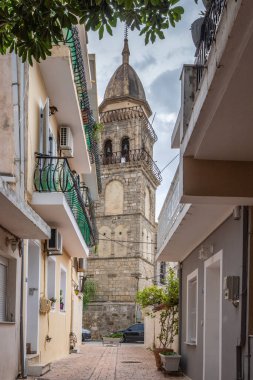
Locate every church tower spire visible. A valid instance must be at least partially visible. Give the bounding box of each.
[122,38,130,64]
[122,26,130,64]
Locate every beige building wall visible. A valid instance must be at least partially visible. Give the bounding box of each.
[25,61,83,364]
[38,249,72,363]
[26,63,58,200]
[0,55,15,176]
[0,228,21,380]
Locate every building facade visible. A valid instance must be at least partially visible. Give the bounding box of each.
[0,25,100,380]
[157,1,253,379]
[84,38,161,338]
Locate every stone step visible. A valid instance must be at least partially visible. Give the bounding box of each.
[26,353,40,365]
[27,362,51,377]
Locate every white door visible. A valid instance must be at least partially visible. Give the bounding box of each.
[26,241,40,353]
[203,251,222,380]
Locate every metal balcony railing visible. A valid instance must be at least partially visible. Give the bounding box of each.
[34,155,97,247]
[157,170,184,252]
[62,26,102,193]
[195,0,227,88]
[100,149,162,183]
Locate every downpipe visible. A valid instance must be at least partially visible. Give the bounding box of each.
[236,207,249,380]
[178,262,182,356]
[12,53,27,378]
[19,240,27,378]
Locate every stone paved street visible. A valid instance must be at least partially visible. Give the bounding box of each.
[31,342,188,380]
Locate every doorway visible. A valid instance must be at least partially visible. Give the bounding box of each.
[26,241,40,354]
[203,250,222,380]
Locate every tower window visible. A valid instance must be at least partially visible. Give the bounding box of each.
[104,140,113,157]
[121,137,130,161]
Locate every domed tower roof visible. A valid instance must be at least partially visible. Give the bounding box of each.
[99,38,152,116]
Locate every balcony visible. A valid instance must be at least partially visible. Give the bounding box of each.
[195,0,227,88]
[0,176,50,239]
[63,26,102,194]
[157,169,233,262]
[39,45,91,175]
[100,149,162,184]
[171,0,253,205]
[32,155,97,258]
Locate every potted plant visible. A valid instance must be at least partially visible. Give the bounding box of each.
[102,332,123,346]
[74,286,79,296]
[136,268,179,371]
[159,351,181,372]
[50,297,57,309]
[60,290,64,311]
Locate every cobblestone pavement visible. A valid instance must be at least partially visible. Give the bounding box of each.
[31,342,189,380]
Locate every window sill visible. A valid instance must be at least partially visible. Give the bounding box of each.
[0,321,16,325]
[185,341,197,346]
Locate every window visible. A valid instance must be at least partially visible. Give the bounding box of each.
[121,137,130,162]
[104,140,112,157]
[47,257,56,309]
[129,324,144,332]
[0,255,16,322]
[144,187,151,220]
[186,269,198,345]
[60,267,67,312]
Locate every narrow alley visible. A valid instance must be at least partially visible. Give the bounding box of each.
[32,343,188,380]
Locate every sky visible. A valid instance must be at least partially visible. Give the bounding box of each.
[88,0,203,219]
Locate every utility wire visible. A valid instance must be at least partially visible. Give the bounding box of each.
[160,154,179,174]
[98,238,156,245]
[98,232,155,258]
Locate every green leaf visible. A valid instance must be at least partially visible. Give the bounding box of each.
[106,23,113,36]
[98,24,104,40]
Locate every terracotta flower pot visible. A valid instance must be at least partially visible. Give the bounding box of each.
[153,348,173,370]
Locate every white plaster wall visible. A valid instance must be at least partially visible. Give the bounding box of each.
[144,312,178,352]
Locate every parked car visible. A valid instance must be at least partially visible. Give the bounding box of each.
[82,328,91,342]
[116,323,144,343]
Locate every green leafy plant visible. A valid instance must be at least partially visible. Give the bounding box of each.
[92,122,104,142]
[136,268,179,349]
[0,0,186,64]
[104,332,123,338]
[50,297,57,304]
[82,279,96,310]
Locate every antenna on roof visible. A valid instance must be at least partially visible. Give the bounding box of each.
[124,24,128,40]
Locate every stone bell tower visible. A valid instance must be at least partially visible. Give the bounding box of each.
[84,36,161,338]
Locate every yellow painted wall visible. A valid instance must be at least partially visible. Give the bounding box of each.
[39,249,72,363]
[26,62,58,200]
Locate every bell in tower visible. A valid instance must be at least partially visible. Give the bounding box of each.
[84,33,162,339]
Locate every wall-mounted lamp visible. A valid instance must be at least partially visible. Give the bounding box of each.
[49,105,58,116]
[233,206,241,220]
[198,244,213,261]
[6,237,19,252]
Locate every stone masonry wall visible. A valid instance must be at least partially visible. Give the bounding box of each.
[83,303,136,339]
[86,109,158,338]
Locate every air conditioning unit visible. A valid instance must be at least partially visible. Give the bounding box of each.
[47,228,63,255]
[77,258,87,272]
[60,126,74,157]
